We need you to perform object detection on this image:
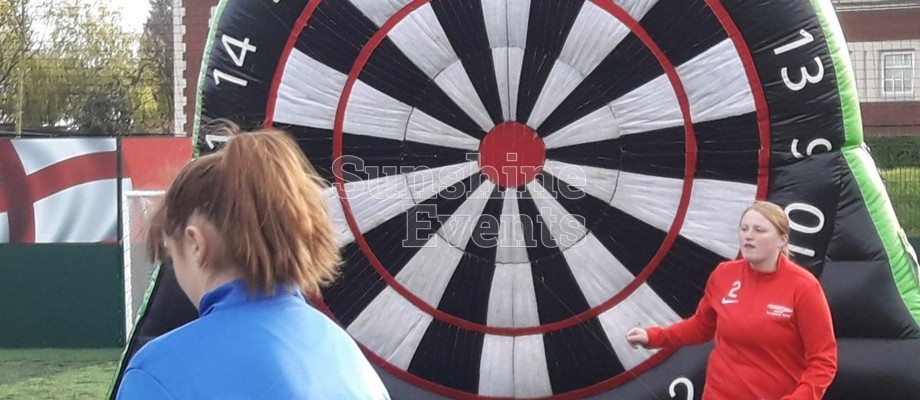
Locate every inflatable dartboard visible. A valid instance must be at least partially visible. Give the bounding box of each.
[113,0,920,399]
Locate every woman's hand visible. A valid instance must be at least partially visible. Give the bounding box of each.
[625,327,650,348]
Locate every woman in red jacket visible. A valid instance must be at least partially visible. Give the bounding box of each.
[626,201,837,400]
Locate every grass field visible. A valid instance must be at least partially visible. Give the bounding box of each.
[880,167,920,238]
[0,349,121,400]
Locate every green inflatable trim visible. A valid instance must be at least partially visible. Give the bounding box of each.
[813,0,920,324]
[106,263,165,399]
[192,0,230,158]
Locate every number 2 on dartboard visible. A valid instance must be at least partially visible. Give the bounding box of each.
[669,377,694,400]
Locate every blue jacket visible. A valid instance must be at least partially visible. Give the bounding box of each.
[117,280,390,399]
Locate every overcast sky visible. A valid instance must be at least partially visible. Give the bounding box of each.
[30,1,153,39]
[108,0,152,33]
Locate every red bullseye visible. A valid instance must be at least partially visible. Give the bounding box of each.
[478,121,546,188]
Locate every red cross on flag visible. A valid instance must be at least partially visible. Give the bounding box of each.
[0,138,119,243]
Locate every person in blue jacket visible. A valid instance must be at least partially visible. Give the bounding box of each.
[117,125,390,399]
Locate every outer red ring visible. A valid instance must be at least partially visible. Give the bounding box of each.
[262,0,771,397]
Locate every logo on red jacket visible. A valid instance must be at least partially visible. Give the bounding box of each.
[766,304,793,318]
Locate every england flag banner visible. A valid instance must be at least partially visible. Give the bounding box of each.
[0,138,119,243]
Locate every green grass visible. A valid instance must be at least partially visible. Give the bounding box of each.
[0,348,121,400]
[880,167,920,238]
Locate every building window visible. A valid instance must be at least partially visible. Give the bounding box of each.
[881,51,913,94]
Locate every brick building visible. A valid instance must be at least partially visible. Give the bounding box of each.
[171,0,218,136]
[835,0,920,136]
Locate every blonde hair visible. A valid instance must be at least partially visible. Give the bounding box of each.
[148,125,340,296]
[742,200,791,257]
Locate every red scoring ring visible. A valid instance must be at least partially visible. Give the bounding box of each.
[324,0,698,337]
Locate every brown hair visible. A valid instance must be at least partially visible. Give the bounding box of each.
[147,124,340,295]
[742,200,791,257]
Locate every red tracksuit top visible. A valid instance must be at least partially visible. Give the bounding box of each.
[647,255,837,400]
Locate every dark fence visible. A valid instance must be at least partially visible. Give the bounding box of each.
[867,136,920,239]
[0,244,124,348]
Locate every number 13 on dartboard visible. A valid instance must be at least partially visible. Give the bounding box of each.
[213,34,257,87]
[774,29,825,91]
[774,28,834,160]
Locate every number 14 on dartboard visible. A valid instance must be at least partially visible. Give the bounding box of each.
[213,34,257,87]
